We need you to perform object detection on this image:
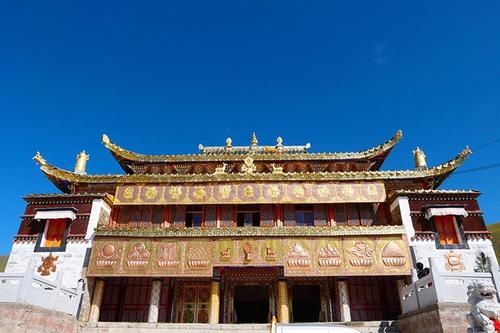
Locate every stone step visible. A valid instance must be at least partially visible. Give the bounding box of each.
[78,321,399,333]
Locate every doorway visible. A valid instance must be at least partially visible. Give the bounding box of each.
[291,284,321,322]
[233,285,269,323]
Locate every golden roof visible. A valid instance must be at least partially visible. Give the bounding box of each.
[102,130,403,162]
[33,146,471,193]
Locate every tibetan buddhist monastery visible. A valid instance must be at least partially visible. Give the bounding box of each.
[6,130,495,331]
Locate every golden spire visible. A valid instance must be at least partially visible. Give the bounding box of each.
[251,132,258,146]
[74,150,90,175]
[413,147,427,169]
[225,137,233,148]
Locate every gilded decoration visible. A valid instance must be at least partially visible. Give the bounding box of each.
[114,182,386,205]
[445,251,466,272]
[347,241,374,267]
[87,234,411,277]
[96,242,120,268]
[126,243,151,268]
[381,241,406,267]
[37,253,58,276]
[157,242,180,268]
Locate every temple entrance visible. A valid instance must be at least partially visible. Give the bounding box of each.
[291,284,321,322]
[233,285,269,323]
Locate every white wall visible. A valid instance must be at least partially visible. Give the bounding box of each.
[5,198,110,289]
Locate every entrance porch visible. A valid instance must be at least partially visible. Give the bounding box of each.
[87,267,404,325]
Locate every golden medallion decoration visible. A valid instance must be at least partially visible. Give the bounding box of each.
[267,185,281,198]
[244,185,254,198]
[292,185,305,198]
[317,185,331,198]
[145,187,158,200]
[169,186,183,200]
[37,253,58,276]
[348,241,374,267]
[218,185,232,199]
[193,186,206,201]
[123,186,134,199]
[241,156,257,174]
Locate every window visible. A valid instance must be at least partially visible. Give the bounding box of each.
[295,205,314,226]
[434,215,461,245]
[237,205,260,227]
[35,218,69,252]
[186,206,203,227]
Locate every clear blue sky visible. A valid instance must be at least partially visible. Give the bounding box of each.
[1,2,499,254]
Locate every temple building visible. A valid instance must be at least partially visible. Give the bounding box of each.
[3,131,497,331]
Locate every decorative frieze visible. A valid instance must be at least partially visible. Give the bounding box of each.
[87,234,411,277]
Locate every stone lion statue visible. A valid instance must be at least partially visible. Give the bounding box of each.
[467,281,500,332]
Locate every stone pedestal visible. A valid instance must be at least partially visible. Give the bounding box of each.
[208,280,220,324]
[88,278,105,322]
[148,279,162,323]
[278,280,289,323]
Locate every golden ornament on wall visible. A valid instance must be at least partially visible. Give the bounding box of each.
[318,244,341,267]
[145,186,158,199]
[381,242,406,267]
[169,186,183,200]
[123,186,134,199]
[445,251,465,272]
[348,241,373,267]
[158,243,180,268]
[287,243,311,267]
[37,253,58,276]
[96,242,119,268]
[126,243,150,268]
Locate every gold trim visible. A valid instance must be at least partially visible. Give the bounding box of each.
[95,225,406,238]
[101,131,403,162]
[34,146,471,185]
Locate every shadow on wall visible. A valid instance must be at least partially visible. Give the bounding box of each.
[0,255,8,272]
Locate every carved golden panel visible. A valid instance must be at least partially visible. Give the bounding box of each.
[87,234,411,277]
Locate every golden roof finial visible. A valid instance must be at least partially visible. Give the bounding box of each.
[102,134,110,145]
[74,150,90,175]
[225,137,233,148]
[251,132,258,146]
[413,147,427,169]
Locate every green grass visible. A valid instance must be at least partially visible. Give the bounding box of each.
[487,222,500,262]
[0,255,8,272]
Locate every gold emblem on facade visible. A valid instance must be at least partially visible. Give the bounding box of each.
[244,185,254,198]
[145,187,157,199]
[187,244,210,268]
[318,244,341,267]
[158,243,180,268]
[169,186,183,199]
[265,247,276,261]
[126,243,150,269]
[444,251,465,272]
[348,241,374,267]
[287,243,311,267]
[96,242,118,268]
[317,185,330,198]
[220,248,230,261]
[37,253,58,276]
[193,186,206,201]
[243,242,253,262]
[241,156,257,174]
[123,186,134,199]
[267,185,281,198]
[381,242,406,266]
[292,185,305,198]
[218,185,232,199]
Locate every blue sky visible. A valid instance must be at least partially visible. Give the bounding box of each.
[0,1,499,254]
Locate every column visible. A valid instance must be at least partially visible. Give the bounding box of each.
[88,278,105,322]
[337,279,351,322]
[208,279,220,323]
[277,280,289,323]
[148,279,163,323]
